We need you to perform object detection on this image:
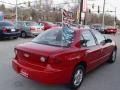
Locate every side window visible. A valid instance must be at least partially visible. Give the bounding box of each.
[91,30,105,44]
[81,30,96,47]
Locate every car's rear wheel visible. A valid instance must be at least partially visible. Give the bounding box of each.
[69,65,85,90]
[21,32,27,38]
[108,49,117,63]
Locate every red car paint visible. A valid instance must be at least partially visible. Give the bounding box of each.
[12,27,116,84]
[105,27,117,34]
[39,21,57,30]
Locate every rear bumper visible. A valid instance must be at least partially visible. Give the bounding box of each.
[12,59,72,84]
[31,30,44,36]
[25,30,43,37]
[0,32,20,38]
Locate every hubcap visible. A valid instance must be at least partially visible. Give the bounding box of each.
[74,69,83,86]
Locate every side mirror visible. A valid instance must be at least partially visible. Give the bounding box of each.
[105,39,112,43]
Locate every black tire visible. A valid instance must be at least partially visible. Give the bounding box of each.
[108,49,117,63]
[21,32,27,38]
[69,65,85,90]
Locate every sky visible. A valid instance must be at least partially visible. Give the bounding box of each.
[0,0,120,19]
[90,0,120,19]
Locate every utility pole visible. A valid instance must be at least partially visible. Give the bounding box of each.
[114,7,117,28]
[102,0,106,28]
[15,0,18,22]
[39,0,42,10]
[79,0,83,24]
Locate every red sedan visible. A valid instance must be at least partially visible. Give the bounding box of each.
[104,26,117,34]
[12,27,117,89]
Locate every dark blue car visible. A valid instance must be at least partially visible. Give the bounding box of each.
[0,21,20,39]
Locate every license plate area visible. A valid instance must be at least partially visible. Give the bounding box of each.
[11,29,15,32]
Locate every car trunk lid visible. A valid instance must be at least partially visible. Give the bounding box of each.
[15,42,64,66]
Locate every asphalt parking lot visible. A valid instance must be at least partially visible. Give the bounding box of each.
[0,34,120,90]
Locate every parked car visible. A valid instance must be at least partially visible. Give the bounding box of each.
[12,27,117,89]
[15,21,43,38]
[91,24,105,33]
[38,21,57,30]
[0,21,20,39]
[104,26,117,34]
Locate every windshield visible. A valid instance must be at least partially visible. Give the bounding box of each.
[32,28,74,47]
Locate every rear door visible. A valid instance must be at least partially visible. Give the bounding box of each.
[81,30,102,71]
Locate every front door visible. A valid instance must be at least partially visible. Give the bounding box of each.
[81,30,102,72]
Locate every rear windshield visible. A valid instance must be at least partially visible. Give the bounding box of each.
[0,22,13,26]
[32,27,74,47]
[25,22,38,26]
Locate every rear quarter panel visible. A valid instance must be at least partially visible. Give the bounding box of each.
[49,47,87,83]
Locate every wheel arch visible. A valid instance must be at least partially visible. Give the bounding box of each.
[74,61,87,73]
[20,31,27,37]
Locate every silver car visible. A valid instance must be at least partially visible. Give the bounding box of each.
[15,21,43,38]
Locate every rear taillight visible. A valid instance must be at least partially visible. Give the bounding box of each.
[39,56,62,64]
[2,27,8,33]
[30,27,36,31]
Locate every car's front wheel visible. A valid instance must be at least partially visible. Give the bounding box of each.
[108,49,117,63]
[70,65,85,90]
